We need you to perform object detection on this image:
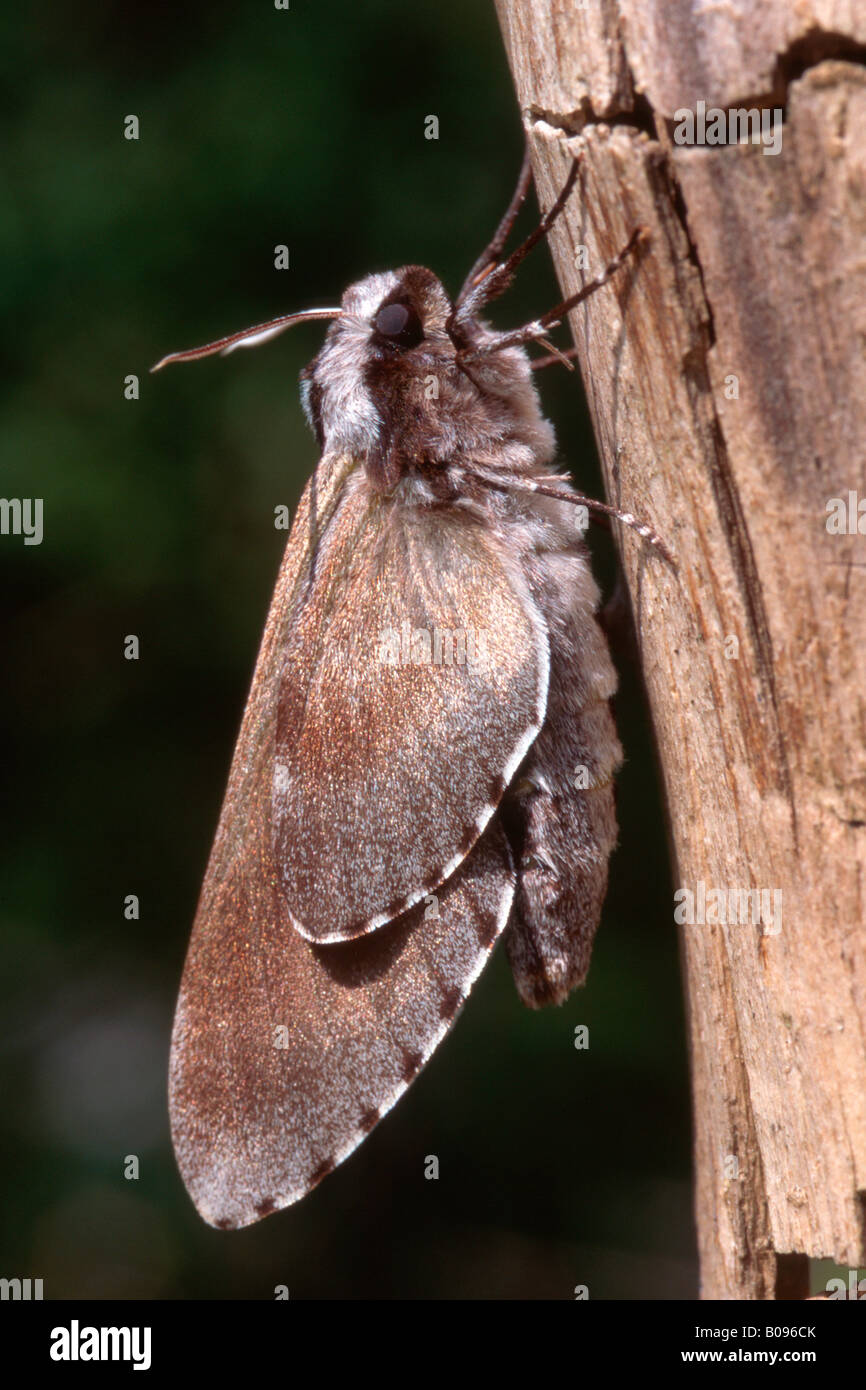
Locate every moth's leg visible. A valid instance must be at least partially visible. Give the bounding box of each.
[502,546,622,1008]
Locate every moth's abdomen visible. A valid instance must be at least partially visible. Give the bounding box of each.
[503,543,623,1008]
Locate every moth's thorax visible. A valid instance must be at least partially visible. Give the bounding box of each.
[300,265,556,493]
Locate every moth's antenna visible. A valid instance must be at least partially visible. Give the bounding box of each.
[455,139,534,306]
[461,226,648,362]
[150,307,342,372]
[464,466,676,570]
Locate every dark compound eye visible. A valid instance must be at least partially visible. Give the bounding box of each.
[372,300,424,350]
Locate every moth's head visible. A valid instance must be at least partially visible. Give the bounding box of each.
[150,154,561,490]
[301,264,554,489]
[299,265,450,453]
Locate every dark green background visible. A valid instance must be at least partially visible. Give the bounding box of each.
[1,1,695,1298]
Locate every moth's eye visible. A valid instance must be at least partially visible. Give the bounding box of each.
[372,301,424,350]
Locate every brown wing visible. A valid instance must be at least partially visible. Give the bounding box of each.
[272,479,548,942]
[169,455,517,1227]
[170,819,514,1229]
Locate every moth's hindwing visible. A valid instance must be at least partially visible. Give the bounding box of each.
[273,480,549,941]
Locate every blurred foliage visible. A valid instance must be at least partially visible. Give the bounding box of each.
[0,0,695,1298]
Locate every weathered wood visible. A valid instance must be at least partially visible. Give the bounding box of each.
[495,0,866,1299]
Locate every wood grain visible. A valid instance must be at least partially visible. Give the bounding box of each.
[495,0,866,1299]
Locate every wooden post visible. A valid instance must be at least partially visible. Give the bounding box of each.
[495,0,866,1299]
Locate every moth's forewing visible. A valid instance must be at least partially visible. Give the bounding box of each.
[273,490,549,941]
[171,821,514,1228]
[169,454,517,1227]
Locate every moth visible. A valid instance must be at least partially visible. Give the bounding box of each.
[154,149,665,1229]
